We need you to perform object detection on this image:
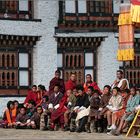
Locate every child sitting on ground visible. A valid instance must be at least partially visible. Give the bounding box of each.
[1,101,17,128]
[30,106,43,129]
[15,106,30,129]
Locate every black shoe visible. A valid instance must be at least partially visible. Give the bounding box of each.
[76,128,82,133]
[70,128,75,132]
[87,129,91,133]
[64,126,70,131]
[98,127,103,133]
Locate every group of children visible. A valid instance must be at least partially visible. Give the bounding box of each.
[0,70,140,137]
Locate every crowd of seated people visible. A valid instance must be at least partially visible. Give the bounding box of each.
[0,69,140,137]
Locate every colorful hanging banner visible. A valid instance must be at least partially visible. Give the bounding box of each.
[117,4,134,61]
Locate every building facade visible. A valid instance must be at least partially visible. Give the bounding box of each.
[0,0,139,115]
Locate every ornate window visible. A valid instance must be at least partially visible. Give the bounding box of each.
[57,37,104,85]
[89,0,112,14]
[121,38,140,88]
[0,35,39,96]
[0,0,33,19]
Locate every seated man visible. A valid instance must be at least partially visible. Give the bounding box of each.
[83,74,101,94]
[88,90,101,133]
[30,106,43,129]
[26,100,36,118]
[48,84,63,109]
[65,73,76,91]
[15,106,30,129]
[49,70,65,95]
[70,85,90,133]
[98,85,112,132]
[47,84,63,130]
[40,96,49,130]
[24,85,38,106]
[112,87,140,136]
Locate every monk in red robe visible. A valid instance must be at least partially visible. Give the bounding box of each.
[49,70,65,95]
[24,85,39,106]
[65,73,76,91]
[83,74,101,94]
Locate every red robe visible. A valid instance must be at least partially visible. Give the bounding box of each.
[83,81,101,94]
[65,80,76,91]
[51,95,68,122]
[49,77,65,95]
[24,90,37,104]
[131,0,140,5]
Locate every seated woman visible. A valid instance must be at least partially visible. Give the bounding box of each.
[29,106,43,129]
[106,87,123,131]
[15,106,30,129]
[110,89,130,131]
[1,101,17,128]
[112,87,140,136]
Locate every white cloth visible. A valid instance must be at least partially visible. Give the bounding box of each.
[54,104,60,109]
[48,103,53,109]
[75,106,90,122]
[111,78,129,89]
[117,78,129,89]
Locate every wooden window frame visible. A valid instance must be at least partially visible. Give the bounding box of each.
[0,48,32,96]
[0,0,33,19]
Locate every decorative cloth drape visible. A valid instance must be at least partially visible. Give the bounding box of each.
[117,4,134,61]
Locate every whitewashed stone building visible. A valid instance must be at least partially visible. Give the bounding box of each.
[0,0,139,116]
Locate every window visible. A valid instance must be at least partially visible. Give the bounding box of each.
[78,0,87,13]
[0,0,33,19]
[0,51,32,95]
[57,37,104,85]
[65,0,76,13]
[122,38,140,88]
[89,0,111,14]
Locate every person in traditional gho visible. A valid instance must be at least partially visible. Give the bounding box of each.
[64,90,77,131]
[83,74,101,94]
[106,87,123,131]
[15,106,30,129]
[40,95,49,130]
[47,84,63,130]
[24,85,38,106]
[112,87,140,136]
[2,101,17,128]
[49,70,65,95]
[26,100,36,118]
[73,88,79,97]
[110,89,130,131]
[49,84,63,108]
[111,70,129,91]
[70,85,90,133]
[98,85,112,132]
[65,73,77,91]
[87,90,101,133]
[29,106,43,129]
[49,94,68,131]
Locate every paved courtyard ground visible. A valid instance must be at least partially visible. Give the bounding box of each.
[0,129,139,140]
